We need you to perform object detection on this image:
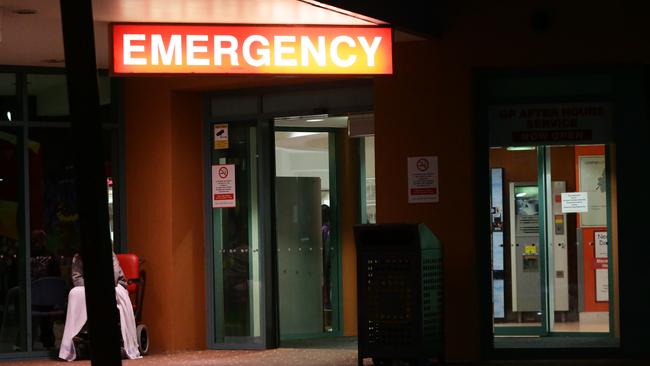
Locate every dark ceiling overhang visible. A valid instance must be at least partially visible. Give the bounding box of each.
[314,0,442,38]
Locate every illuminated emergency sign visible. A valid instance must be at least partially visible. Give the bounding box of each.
[112,24,392,75]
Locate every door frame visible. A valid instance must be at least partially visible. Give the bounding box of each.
[493,153,549,337]
[203,81,374,349]
[203,117,278,350]
[475,68,631,359]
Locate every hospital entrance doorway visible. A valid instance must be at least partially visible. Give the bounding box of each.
[205,84,374,350]
[489,144,619,348]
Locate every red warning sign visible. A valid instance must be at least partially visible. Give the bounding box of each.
[212,164,236,208]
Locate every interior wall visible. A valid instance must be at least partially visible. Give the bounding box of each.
[275,148,329,190]
[574,145,608,313]
[609,145,619,337]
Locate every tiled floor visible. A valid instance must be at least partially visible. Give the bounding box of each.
[1,337,648,366]
[3,348,361,366]
[4,351,649,366]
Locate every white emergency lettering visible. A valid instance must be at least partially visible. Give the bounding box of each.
[242,35,271,67]
[186,35,209,66]
[123,34,146,65]
[330,36,356,67]
[151,34,182,65]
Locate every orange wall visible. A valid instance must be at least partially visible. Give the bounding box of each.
[125,79,209,352]
[170,92,207,349]
[337,129,360,336]
[374,40,483,361]
[124,79,175,352]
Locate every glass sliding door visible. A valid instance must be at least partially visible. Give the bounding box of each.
[546,145,616,335]
[489,144,619,345]
[490,147,545,336]
[274,130,340,339]
[209,121,266,347]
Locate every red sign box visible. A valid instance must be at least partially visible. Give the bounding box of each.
[112,24,393,75]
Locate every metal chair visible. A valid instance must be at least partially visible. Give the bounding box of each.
[31,277,68,348]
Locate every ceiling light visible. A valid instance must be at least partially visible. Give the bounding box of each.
[6,111,11,121]
[516,192,527,197]
[288,132,319,139]
[0,178,4,182]
[306,118,325,122]
[506,146,536,151]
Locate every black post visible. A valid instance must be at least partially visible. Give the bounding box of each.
[59,0,123,364]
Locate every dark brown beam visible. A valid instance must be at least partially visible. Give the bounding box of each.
[59,0,123,364]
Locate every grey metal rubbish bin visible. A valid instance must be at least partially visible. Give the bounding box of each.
[354,224,443,366]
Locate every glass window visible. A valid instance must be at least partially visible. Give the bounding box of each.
[0,70,120,356]
[28,127,79,351]
[0,74,20,122]
[363,136,376,224]
[490,147,543,333]
[0,126,28,353]
[211,123,263,343]
[27,74,69,121]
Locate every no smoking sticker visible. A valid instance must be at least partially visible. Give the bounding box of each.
[416,158,429,171]
[212,164,236,208]
[407,156,439,203]
[218,167,229,179]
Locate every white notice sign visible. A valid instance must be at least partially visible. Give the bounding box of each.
[595,231,608,259]
[561,192,589,213]
[407,156,439,203]
[212,164,236,208]
[595,268,609,302]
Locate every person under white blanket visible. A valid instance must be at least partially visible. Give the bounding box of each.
[59,252,142,361]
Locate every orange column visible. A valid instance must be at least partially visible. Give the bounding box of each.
[338,129,361,336]
[124,78,175,352]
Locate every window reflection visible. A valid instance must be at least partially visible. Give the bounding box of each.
[27,74,69,122]
[0,127,27,353]
[28,128,78,350]
[0,73,20,121]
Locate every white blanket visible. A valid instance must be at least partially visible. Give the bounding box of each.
[59,286,142,361]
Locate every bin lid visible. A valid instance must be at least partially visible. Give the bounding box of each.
[354,223,441,251]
